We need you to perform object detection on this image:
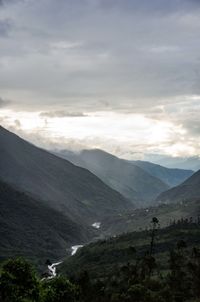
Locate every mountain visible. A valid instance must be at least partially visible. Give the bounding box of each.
[132,160,193,187]
[0,126,133,226]
[144,154,200,171]
[56,149,169,205]
[0,179,94,266]
[156,169,200,203]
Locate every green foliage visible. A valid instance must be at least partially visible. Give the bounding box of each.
[0,257,79,302]
[0,257,39,302]
[40,277,79,302]
[62,222,200,278]
[0,179,93,269]
[2,223,200,302]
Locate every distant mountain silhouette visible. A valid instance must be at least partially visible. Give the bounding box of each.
[144,154,200,171]
[132,160,193,187]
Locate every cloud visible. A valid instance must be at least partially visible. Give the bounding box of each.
[0,19,12,36]
[14,119,21,127]
[0,0,199,112]
[0,0,200,158]
[40,110,88,118]
[0,97,11,107]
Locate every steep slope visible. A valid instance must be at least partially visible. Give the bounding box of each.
[132,160,193,187]
[0,180,94,266]
[55,150,85,167]
[56,149,169,205]
[156,169,200,203]
[0,126,133,225]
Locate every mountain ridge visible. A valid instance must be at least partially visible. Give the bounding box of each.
[132,159,193,187]
[0,178,94,266]
[55,148,170,205]
[0,126,133,226]
[156,169,200,203]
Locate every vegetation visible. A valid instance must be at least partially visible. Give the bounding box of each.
[62,218,200,278]
[0,258,78,302]
[0,180,94,269]
[157,168,200,203]
[0,125,133,229]
[100,199,200,235]
[1,221,200,301]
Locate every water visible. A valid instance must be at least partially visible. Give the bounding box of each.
[71,245,84,256]
[43,245,84,280]
[41,261,63,280]
[92,222,101,229]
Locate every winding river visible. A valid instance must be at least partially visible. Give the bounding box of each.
[45,222,101,278]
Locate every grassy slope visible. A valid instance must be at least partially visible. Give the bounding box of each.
[99,199,200,236]
[0,180,95,268]
[157,169,200,203]
[61,223,200,278]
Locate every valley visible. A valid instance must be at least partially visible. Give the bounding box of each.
[1,1,199,300]
[1,126,200,302]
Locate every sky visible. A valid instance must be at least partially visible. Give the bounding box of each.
[0,0,200,160]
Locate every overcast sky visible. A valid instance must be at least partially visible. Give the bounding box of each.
[0,0,200,159]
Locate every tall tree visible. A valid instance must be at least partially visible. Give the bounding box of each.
[150,217,159,256]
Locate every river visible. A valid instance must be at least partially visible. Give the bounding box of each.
[45,222,101,278]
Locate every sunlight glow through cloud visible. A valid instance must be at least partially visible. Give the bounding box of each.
[0,109,197,159]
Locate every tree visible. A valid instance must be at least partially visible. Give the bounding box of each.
[168,247,192,302]
[41,276,79,302]
[0,257,39,302]
[150,217,159,256]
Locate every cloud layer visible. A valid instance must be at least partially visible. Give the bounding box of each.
[0,96,10,107]
[0,0,200,158]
